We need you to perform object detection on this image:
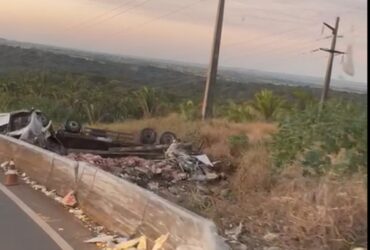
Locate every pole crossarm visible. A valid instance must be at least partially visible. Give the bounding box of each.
[319,48,345,54]
[323,22,335,32]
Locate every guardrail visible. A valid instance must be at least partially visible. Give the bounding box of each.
[0,135,229,250]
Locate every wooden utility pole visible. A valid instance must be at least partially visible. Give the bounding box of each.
[319,17,344,110]
[201,0,225,120]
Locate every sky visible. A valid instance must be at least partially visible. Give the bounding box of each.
[0,0,367,83]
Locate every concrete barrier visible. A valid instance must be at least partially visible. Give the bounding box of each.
[0,135,229,250]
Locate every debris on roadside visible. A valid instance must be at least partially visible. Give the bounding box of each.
[263,232,279,242]
[0,160,10,171]
[152,233,170,250]
[91,233,170,250]
[61,190,78,207]
[223,222,248,250]
[84,234,115,244]
[0,165,126,248]
[67,140,223,191]
[0,109,228,249]
[225,222,243,241]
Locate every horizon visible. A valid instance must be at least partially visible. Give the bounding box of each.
[1,35,367,87]
[0,0,367,83]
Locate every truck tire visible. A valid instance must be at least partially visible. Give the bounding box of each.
[64,120,81,133]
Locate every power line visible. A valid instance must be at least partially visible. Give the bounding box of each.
[225,44,328,76]
[238,6,318,23]
[221,26,322,63]
[111,0,206,36]
[62,0,135,32]
[223,20,319,48]
[221,23,356,64]
[237,12,314,25]
[70,0,153,33]
[222,38,325,67]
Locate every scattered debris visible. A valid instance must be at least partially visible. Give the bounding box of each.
[194,154,214,167]
[263,233,279,242]
[84,234,115,244]
[1,110,229,249]
[112,236,142,249]
[62,190,78,207]
[152,233,170,250]
[263,247,281,250]
[89,233,171,250]
[225,222,243,241]
[0,160,10,171]
[68,141,221,191]
[165,140,204,173]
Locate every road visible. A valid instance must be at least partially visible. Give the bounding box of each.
[0,188,62,250]
[0,172,98,250]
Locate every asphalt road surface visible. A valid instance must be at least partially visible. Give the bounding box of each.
[0,173,97,250]
[0,188,62,250]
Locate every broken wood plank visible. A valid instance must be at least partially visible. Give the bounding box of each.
[109,143,192,152]
[66,148,164,159]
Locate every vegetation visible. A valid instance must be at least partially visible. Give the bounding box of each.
[98,114,367,250]
[272,100,367,175]
[0,45,367,249]
[251,89,286,121]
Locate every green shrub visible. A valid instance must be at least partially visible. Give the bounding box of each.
[251,89,285,121]
[223,101,255,122]
[271,99,367,175]
[179,100,199,121]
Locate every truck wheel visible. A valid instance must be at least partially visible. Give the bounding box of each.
[64,120,81,133]
[139,128,157,145]
[159,132,177,145]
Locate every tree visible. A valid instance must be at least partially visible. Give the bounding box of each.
[134,87,160,118]
[224,101,254,122]
[251,89,285,121]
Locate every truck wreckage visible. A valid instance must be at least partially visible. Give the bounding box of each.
[0,109,221,187]
[0,109,235,250]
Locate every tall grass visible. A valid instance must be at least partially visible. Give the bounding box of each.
[96,114,367,249]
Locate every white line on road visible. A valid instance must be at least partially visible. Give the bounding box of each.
[0,183,74,250]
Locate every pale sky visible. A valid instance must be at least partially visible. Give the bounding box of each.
[0,0,367,82]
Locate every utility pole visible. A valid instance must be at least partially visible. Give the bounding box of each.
[319,17,345,110]
[201,0,225,120]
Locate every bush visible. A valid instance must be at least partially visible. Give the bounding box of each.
[271,99,367,175]
[223,101,255,122]
[251,89,285,121]
[179,100,199,121]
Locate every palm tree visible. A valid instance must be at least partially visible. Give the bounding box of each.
[134,87,159,118]
[225,101,255,122]
[251,89,285,121]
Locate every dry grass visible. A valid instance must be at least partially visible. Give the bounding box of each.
[217,156,367,249]
[96,113,277,161]
[96,115,367,249]
[232,144,272,194]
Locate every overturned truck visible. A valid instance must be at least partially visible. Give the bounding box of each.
[0,109,229,249]
[0,109,180,158]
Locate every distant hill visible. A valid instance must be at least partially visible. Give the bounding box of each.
[0,37,366,104]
